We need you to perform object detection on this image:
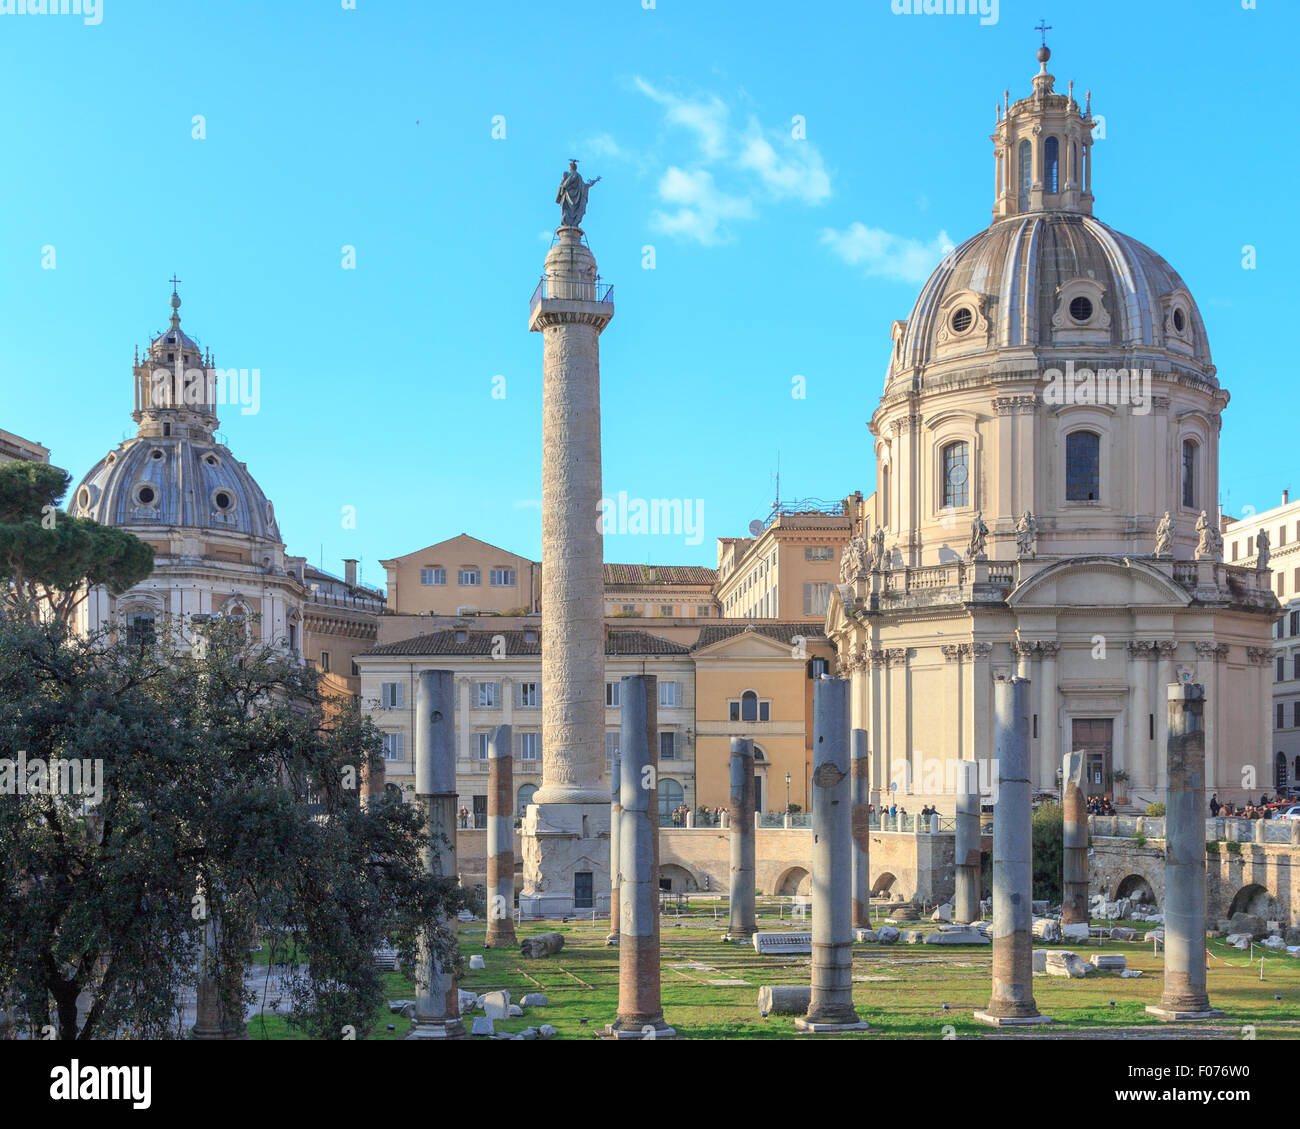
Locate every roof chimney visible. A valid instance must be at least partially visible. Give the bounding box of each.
[344,558,358,586]
[1284,489,1290,506]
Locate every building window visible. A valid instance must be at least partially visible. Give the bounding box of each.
[126,612,156,647]
[741,690,758,722]
[759,701,770,721]
[1043,135,1059,193]
[381,732,404,761]
[659,681,682,708]
[1294,702,1300,728]
[320,651,330,673]
[621,604,635,614]
[490,568,516,587]
[1017,138,1032,212]
[1278,703,1286,730]
[518,682,539,707]
[288,624,298,653]
[1291,611,1300,636]
[475,732,490,760]
[805,546,833,561]
[517,784,537,815]
[605,682,620,708]
[1182,440,1197,509]
[420,567,446,586]
[941,441,970,508]
[1065,430,1100,502]
[729,700,740,722]
[380,682,404,709]
[458,568,480,586]
[1278,656,1286,682]
[1293,654,1300,680]
[474,681,498,708]
[519,732,540,761]
[810,657,830,678]
[659,731,677,761]
[1232,541,1239,562]
[605,732,619,761]
[803,582,830,616]
[695,606,711,617]
[659,605,674,617]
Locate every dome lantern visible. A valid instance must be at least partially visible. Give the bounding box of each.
[132,280,219,441]
[991,41,1095,221]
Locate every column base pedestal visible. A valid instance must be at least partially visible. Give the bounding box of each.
[973,1010,1054,1027]
[721,932,754,943]
[603,1021,678,1040]
[795,1017,870,1034]
[1144,1005,1224,1022]
[518,802,611,919]
[406,1019,467,1040]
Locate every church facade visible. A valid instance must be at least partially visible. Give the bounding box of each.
[826,46,1277,813]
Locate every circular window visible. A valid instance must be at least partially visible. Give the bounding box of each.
[150,449,164,461]
[950,307,973,333]
[204,454,219,467]
[1069,296,1094,322]
[77,487,91,510]
[947,464,969,486]
[136,484,157,506]
[1173,308,1186,333]
[214,491,234,512]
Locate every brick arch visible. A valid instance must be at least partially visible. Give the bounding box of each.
[872,872,899,897]
[773,866,810,897]
[1228,882,1279,919]
[659,863,698,893]
[1114,873,1158,908]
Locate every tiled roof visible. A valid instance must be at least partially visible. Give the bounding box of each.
[693,622,829,650]
[603,563,717,586]
[360,628,689,659]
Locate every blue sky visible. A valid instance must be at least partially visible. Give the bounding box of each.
[0,0,1290,589]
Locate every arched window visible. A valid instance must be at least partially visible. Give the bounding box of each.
[126,611,156,647]
[1071,141,1078,185]
[1065,430,1100,501]
[658,778,684,821]
[1043,136,1059,193]
[942,441,970,508]
[1017,139,1032,212]
[1182,439,1197,509]
[517,783,538,816]
[741,690,758,722]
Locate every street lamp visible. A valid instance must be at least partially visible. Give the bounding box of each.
[785,772,791,813]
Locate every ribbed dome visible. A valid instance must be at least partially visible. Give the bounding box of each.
[73,435,281,543]
[890,212,1213,385]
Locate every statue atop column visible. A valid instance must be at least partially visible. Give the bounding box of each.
[556,159,601,228]
[1154,511,1173,558]
[966,510,988,561]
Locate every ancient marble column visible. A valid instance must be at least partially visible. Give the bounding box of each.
[976,676,1050,1026]
[1148,682,1223,1021]
[191,914,250,1040]
[850,728,872,929]
[520,219,614,915]
[797,677,868,1033]
[485,724,516,948]
[1127,641,1154,793]
[606,675,675,1038]
[607,755,621,944]
[1037,642,1059,796]
[725,738,757,941]
[1061,750,1089,928]
[1154,641,1177,791]
[953,759,981,925]
[408,670,466,1039]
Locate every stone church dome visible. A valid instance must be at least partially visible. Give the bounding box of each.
[890,213,1213,384]
[72,287,282,546]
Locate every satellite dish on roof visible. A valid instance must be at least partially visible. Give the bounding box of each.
[748,520,764,537]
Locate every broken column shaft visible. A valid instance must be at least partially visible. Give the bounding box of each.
[725,737,756,941]
[1061,750,1089,926]
[953,760,981,925]
[976,676,1049,1026]
[606,675,674,1038]
[1148,682,1222,1021]
[797,677,868,1033]
[407,670,466,1039]
[485,724,516,948]
[851,728,872,929]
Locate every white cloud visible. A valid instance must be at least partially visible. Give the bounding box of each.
[650,167,754,246]
[633,77,730,160]
[820,223,956,285]
[736,118,831,205]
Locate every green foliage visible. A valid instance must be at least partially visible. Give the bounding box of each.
[1206,841,1220,854]
[1145,802,1166,817]
[0,615,464,1039]
[1032,802,1064,904]
[0,462,153,624]
[1133,833,1147,848]
[1226,839,1242,855]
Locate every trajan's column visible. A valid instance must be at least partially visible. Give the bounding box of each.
[518,160,613,917]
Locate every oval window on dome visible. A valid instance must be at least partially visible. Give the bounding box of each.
[205,454,220,467]
[1172,308,1186,334]
[1069,296,1094,323]
[150,449,164,461]
[135,484,157,507]
[213,490,234,513]
[950,307,973,334]
[77,487,91,511]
